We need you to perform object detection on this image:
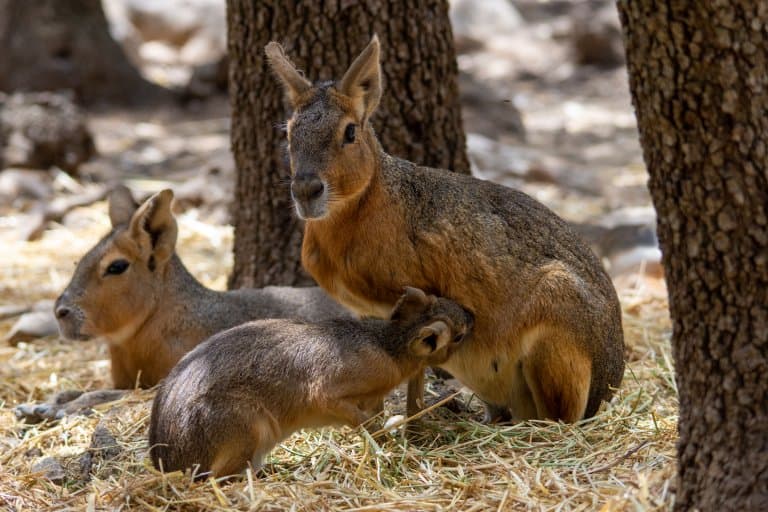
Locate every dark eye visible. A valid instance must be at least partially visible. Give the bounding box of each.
[453,332,465,343]
[105,259,129,276]
[343,123,356,145]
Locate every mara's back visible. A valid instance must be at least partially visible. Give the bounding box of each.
[384,158,624,417]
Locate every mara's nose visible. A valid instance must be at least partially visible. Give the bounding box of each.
[291,175,325,202]
[55,304,71,319]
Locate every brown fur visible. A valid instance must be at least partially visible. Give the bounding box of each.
[54,186,350,389]
[266,36,625,422]
[149,287,474,477]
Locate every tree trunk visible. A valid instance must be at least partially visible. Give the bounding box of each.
[226,0,469,288]
[0,0,169,105]
[617,1,768,510]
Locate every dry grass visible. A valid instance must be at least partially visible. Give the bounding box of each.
[0,201,676,511]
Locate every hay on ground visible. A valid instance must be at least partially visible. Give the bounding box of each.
[0,202,676,511]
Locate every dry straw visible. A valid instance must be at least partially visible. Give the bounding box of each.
[0,203,676,511]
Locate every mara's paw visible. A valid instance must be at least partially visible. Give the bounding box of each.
[14,401,69,423]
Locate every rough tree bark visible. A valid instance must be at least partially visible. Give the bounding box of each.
[227,0,469,288]
[0,0,168,105]
[617,1,768,510]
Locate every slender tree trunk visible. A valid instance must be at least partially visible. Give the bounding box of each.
[617,1,768,509]
[0,0,168,105]
[226,0,469,288]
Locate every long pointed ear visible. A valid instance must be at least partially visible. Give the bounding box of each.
[108,185,139,227]
[265,42,312,106]
[409,321,451,357]
[127,189,177,269]
[390,286,434,322]
[339,35,382,126]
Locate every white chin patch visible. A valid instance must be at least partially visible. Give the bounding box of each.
[294,198,328,220]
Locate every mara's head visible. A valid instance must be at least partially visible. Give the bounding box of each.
[390,287,474,366]
[54,186,178,343]
[265,35,383,220]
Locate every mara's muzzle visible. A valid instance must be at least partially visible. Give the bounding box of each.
[291,174,328,219]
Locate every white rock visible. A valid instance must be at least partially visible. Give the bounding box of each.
[382,415,406,432]
[450,0,523,43]
[138,41,179,65]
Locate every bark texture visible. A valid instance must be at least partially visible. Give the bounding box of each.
[0,0,168,105]
[226,0,469,288]
[617,1,768,509]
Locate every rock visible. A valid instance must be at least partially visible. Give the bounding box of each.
[185,55,229,99]
[24,448,42,459]
[120,0,226,60]
[450,0,523,51]
[466,133,530,183]
[467,133,602,193]
[595,206,657,229]
[570,1,625,68]
[0,92,96,174]
[5,305,58,346]
[572,222,657,258]
[571,210,661,279]
[382,415,406,432]
[79,423,122,480]
[174,164,233,211]
[513,0,576,22]
[459,72,525,141]
[138,41,179,65]
[0,169,54,203]
[16,185,111,241]
[90,424,121,459]
[101,0,143,66]
[179,34,223,66]
[610,245,663,278]
[31,457,66,484]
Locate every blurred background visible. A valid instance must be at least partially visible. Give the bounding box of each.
[0,0,664,341]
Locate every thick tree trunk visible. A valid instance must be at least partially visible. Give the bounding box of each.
[0,0,169,105]
[226,0,469,288]
[617,1,768,510]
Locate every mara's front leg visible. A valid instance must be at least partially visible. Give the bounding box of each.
[406,371,425,417]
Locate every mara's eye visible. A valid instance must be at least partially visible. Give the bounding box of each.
[453,332,465,343]
[343,123,356,145]
[105,259,129,276]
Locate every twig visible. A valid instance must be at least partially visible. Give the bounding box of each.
[370,390,462,438]
[587,439,652,474]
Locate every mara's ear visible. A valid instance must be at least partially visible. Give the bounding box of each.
[390,286,434,322]
[108,185,139,227]
[127,189,177,269]
[339,35,382,126]
[265,41,312,106]
[409,321,451,357]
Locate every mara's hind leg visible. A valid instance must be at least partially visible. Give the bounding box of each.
[210,414,281,478]
[521,328,591,423]
[209,440,255,478]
